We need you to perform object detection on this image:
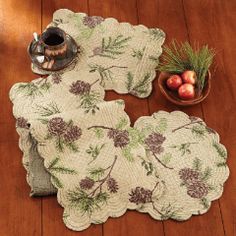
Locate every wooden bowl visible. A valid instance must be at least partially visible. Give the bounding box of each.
[158,71,211,106]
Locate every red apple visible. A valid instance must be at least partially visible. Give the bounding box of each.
[178,83,195,100]
[166,75,182,90]
[181,70,197,84]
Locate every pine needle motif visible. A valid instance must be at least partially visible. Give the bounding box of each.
[47,157,76,188]
[90,35,131,59]
[17,80,51,98]
[16,117,29,129]
[89,64,127,86]
[35,102,61,117]
[130,73,151,96]
[67,156,118,215]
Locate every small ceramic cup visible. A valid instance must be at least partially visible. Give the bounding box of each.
[40,27,67,57]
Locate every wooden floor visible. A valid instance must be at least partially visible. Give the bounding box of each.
[1,0,236,235]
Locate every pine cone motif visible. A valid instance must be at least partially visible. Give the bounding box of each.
[63,125,82,143]
[129,187,152,205]
[179,168,200,185]
[52,73,62,84]
[16,117,29,129]
[92,47,103,55]
[48,117,67,135]
[69,80,91,95]
[145,132,166,154]
[83,16,104,28]
[187,182,209,199]
[107,129,130,148]
[79,177,95,190]
[106,177,119,193]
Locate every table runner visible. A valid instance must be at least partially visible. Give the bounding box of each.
[32,9,165,98]
[10,68,105,196]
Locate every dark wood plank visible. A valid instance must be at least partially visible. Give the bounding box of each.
[88,1,164,235]
[138,0,225,236]
[41,1,102,235]
[0,0,42,235]
[183,1,236,235]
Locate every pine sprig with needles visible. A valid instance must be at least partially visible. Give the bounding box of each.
[158,40,215,93]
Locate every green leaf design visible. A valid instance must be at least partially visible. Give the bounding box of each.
[51,174,63,188]
[191,125,206,138]
[65,142,79,153]
[141,158,154,176]
[89,168,105,181]
[94,35,131,59]
[93,128,104,138]
[200,197,210,209]
[80,92,100,114]
[126,72,134,91]
[48,157,60,169]
[56,137,64,152]
[213,142,227,158]
[193,158,202,171]
[122,146,134,162]
[130,73,151,96]
[170,142,197,156]
[127,127,145,147]
[115,118,128,130]
[154,118,168,134]
[67,188,109,215]
[51,167,77,175]
[161,153,173,165]
[35,102,61,117]
[89,64,127,86]
[86,144,105,164]
[47,157,77,188]
[147,29,165,40]
[132,47,145,60]
[201,167,212,181]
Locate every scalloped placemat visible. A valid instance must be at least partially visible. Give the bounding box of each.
[134,111,229,220]
[28,100,164,231]
[10,69,105,196]
[32,9,165,98]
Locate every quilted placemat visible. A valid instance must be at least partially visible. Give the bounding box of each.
[10,68,105,196]
[28,100,164,231]
[32,9,165,98]
[134,111,229,220]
